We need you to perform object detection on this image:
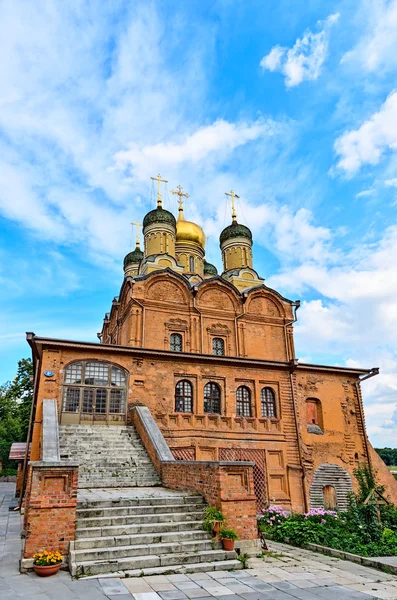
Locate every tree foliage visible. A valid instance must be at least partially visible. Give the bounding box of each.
[0,358,33,470]
[376,447,397,467]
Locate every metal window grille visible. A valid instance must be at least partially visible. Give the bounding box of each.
[85,362,109,386]
[95,389,107,414]
[170,333,183,352]
[63,388,80,412]
[219,447,267,511]
[64,363,82,384]
[189,256,195,272]
[82,389,94,413]
[212,338,225,356]
[110,389,125,413]
[204,382,221,414]
[175,380,193,413]
[111,366,126,387]
[236,385,252,417]
[261,387,276,418]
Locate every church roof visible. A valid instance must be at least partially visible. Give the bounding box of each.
[219,220,252,245]
[123,247,144,268]
[203,260,218,276]
[143,207,176,229]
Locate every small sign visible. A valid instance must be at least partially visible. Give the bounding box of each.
[44,370,54,377]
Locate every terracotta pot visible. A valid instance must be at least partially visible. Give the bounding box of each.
[222,538,235,551]
[212,521,222,540]
[33,563,62,577]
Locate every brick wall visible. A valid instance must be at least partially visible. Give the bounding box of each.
[162,460,257,540]
[23,462,78,558]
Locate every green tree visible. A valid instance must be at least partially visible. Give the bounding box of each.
[0,358,33,470]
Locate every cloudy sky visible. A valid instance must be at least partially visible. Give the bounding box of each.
[1,0,397,447]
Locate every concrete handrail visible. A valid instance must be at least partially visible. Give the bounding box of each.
[42,399,60,462]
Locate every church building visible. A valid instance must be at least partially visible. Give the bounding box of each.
[22,175,397,575]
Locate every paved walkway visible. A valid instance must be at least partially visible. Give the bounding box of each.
[2,483,397,599]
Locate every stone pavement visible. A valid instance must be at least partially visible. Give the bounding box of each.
[2,482,397,599]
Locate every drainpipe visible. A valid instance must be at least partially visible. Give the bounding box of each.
[235,298,246,357]
[355,368,379,475]
[289,358,309,512]
[283,300,300,362]
[128,279,145,347]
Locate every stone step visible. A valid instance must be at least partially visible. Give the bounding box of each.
[76,503,205,518]
[74,529,210,550]
[77,481,162,489]
[76,519,204,539]
[77,495,204,509]
[72,550,237,577]
[73,539,216,562]
[80,559,242,579]
[76,510,205,528]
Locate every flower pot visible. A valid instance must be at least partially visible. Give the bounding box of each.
[212,521,222,540]
[33,563,62,577]
[222,538,235,551]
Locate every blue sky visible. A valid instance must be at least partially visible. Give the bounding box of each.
[1,0,397,446]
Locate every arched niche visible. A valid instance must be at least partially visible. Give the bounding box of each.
[310,464,353,511]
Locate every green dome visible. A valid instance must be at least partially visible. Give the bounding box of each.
[204,261,218,276]
[124,247,144,268]
[219,220,252,246]
[143,207,176,229]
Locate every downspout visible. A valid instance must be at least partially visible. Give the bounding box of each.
[355,368,379,475]
[20,333,41,508]
[283,300,300,362]
[128,279,145,347]
[289,358,308,513]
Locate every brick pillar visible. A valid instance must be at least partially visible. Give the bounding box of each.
[23,461,78,558]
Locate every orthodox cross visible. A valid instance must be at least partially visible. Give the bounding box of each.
[151,173,168,207]
[225,189,239,223]
[131,219,141,247]
[171,184,189,209]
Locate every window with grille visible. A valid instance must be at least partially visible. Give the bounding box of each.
[204,382,221,414]
[62,361,127,415]
[236,385,252,417]
[261,387,277,418]
[212,337,225,356]
[175,380,193,413]
[189,256,195,272]
[170,333,183,352]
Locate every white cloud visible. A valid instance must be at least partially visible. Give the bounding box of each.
[334,90,397,174]
[342,0,397,73]
[260,13,339,87]
[112,119,276,181]
[355,189,375,198]
[385,178,397,187]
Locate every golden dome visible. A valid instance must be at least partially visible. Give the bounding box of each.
[176,206,205,248]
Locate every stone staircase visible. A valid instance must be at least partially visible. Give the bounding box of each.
[70,493,242,577]
[59,425,161,488]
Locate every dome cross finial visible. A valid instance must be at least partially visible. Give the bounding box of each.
[131,219,141,248]
[225,189,239,223]
[171,185,189,211]
[151,173,168,207]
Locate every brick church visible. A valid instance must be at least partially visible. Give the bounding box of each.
[22,176,397,575]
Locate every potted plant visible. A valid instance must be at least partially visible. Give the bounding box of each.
[203,506,225,539]
[219,527,239,551]
[33,551,62,577]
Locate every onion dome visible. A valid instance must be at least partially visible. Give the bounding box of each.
[143,207,176,229]
[123,247,143,269]
[219,220,252,246]
[176,205,205,248]
[204,260,218,276]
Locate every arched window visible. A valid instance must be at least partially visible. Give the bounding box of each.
[189,256,195,272]
[212,338,225,356]
[306,398,323,431]
[63,361,127,415]
[236,385,252,417]
[261,387,277,418]
[175,380,193,413]
[170,333,183,352]
[204,382,221,414]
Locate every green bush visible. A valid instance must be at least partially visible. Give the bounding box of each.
[258,467,397,557]
[219,527,239,540]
